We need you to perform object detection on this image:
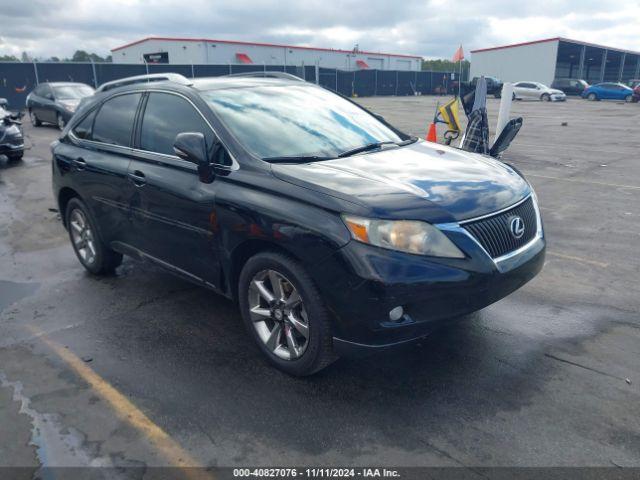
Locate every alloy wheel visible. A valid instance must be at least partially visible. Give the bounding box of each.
[29,110,38,125]
[69,209,97,265]
[248,269,309,360]
[57,115,65,130]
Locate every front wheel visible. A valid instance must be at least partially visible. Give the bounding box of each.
[7,152,23,162]
[65,198,122,275]
[57,113,66,131]
[238,251,336,376]
[625,94,633,103]
[541,93,551,102]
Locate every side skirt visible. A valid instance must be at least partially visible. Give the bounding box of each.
[110,241,231,299]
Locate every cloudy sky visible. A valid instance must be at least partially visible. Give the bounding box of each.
[1,0,639,60]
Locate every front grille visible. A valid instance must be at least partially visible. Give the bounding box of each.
[462,197,537,259]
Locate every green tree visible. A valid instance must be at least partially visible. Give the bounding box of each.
[422,59,470,80]
[69,50,110,63]
[0,54,19,61]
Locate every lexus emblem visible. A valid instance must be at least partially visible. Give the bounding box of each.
[509,216,525,239]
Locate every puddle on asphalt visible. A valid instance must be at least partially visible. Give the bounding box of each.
[0,280,39,313]
[0,372,113,475]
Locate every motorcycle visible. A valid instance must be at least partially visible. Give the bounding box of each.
[0,98,25,162]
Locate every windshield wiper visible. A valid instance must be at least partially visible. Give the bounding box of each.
[337,137,418,158]
[262,155,335,164]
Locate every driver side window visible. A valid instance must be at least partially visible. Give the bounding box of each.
[140,93,214,157]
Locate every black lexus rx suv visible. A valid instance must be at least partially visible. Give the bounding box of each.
[52,73,545,375]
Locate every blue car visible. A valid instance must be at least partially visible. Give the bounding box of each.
[582,82,634,102]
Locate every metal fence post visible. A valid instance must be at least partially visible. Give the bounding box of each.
[335,69,338,92]
[191,63,195,78]
[352,71,355,97]
[315,63,319,85]
[394,71,399,96]
[33,61,40,85]
[90,59,98,87]
[374,70,378,96]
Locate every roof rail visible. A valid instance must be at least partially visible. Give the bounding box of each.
[224,71,305,82]
[97,73,193,93]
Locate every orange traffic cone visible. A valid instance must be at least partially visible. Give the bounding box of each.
[426,122,437,142]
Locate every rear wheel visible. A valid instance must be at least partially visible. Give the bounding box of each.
[588,93,598,101]
[65,198,122,275]
[29,109,41,126]
[7,152,23,162]
[238,251,336,376]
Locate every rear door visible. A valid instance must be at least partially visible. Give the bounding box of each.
[514,82,536,99]
[126,91,222,285]
[65,92,142,245]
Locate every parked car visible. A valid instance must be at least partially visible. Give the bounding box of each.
[628,79,640,103]
[0,103,24,161]
[470,76,504,97]
[26,82,95,130]
[52,73,545,375]
[581,82,634,102]
[513,82,566,101]
[551,78,589,96]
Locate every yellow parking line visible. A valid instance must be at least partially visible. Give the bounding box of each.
[26,325,213,479]
[546,251,609,268]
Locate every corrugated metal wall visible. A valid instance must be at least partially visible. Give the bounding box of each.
[0,62,466,109]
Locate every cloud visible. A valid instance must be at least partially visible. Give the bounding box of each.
[0,0,638,60]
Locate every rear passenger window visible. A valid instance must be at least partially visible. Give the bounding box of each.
[93,93,142,147]
[72,109,97,140]
[140,93,213,156]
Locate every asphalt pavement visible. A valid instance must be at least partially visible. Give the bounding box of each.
[0,96,638,476]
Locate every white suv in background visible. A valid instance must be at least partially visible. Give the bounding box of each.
[513,82,567,102]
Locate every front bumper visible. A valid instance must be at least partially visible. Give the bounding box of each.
[0,143,24,155]
[551,95,566,102]
[312,203,546,355]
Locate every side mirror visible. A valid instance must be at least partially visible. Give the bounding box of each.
[0,98,8,109]
[173,132,214,183]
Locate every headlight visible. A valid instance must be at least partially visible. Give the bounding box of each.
[342,215,465,258]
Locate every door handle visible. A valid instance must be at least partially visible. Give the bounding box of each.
[128,170,146,187]
[73,157,87,171]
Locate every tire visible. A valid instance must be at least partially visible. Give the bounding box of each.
[57,113,66,131]
[512,93,516,101]
[541,93,551,102]
[65,198,122,275]
[624,94,633,103]
[494,92,501,99]
[588,93,598,101]
[238,251,336,376]
[29,109,41,127]
[7,152,23,162]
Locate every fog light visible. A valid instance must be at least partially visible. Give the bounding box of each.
[389,306,404,322]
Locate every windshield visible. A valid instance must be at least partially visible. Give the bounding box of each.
[201,85,403,159]
[53,85,95,100]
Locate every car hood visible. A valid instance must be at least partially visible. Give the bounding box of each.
[271,141,531,223]
[549,88,565,95]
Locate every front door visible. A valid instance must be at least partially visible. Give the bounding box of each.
[127,91,221,286]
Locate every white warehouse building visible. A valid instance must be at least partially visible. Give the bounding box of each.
[470,37,640,87]
[111,37,423,71]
